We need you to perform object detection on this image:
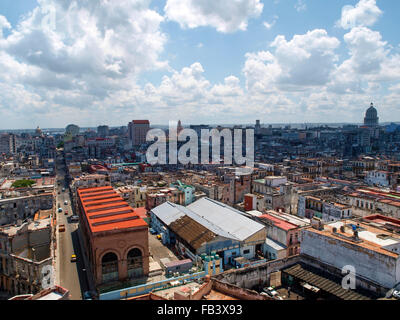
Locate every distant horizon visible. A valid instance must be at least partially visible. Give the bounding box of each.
[1,121,399,133]
[0,1,399,128]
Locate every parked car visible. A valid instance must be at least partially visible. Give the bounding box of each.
[59,225,66,232]
[64,200,68,205]
[71,254,77,262]
[263,287,283,300]
[149,228,156,234]
[70,216,79,222]
[58,208,63,213]
[64,210,69,215]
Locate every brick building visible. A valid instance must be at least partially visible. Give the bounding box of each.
[77,186,149,288]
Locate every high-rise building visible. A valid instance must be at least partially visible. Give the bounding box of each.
[97,125,109,137]
[128,120,150,147]
[255,120,261,135]
[364,102,379,127]
[0,133,16,155]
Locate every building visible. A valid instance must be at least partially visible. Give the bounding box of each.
[0,134,17,155]
[150,198,267,268]
[97,125,110,137]
[365,170,390,187]
[77,186,149,288]
[0,218,53,297]
[257,211,309,260]
[65,124,80,136]
[297,194,352,222]
[8,285,69,300]
[347,188,400,218]
[0,192,54,226]
[301,219,400,292]
[128,120,150,147]
[364,102,379,127]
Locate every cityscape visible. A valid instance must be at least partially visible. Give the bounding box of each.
[0,0,400,311]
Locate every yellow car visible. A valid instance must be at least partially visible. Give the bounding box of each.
[71,254,77,262]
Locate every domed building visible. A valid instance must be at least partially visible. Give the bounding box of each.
[364,102,379,127]
[32,126,43,138]
[65,124,80,136]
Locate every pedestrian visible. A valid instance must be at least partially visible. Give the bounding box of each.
[288,286,291,298]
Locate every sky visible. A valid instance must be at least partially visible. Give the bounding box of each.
[0,0,399,129]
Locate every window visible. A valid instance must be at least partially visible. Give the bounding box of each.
[243,249,250,255]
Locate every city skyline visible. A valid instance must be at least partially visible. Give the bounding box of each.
[0,0,399,128]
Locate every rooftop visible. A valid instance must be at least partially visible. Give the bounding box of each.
[306,220,400,258]
[259,213,298,231]
[77,186,147,234]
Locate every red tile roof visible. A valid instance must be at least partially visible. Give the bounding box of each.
[77,186,147,233]
[259,213,297,231]
[132,120,150,124]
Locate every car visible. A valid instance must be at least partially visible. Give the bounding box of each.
[64,210,69,215]
[59,225,66,232]
[58,191,60,194]
[149,228,157,234]
[62,188,66,192]
[262,287,283,300]
[64,200,68,205]
[58,208,63,213]
[70,216,79,222]
[71,254,77,262]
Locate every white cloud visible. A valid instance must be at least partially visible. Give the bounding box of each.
[295,0,307,12]
[263,15,278,30]
[0,0,169,127]
[337,0,382,30]
[164,0,263,33]
[243,29,340,93]
[328,27,400,95]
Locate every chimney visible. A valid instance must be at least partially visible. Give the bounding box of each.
[332,227,337,233]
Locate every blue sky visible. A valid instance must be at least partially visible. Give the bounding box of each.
[0,0,399,128]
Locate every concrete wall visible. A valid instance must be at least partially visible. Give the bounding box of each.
[301,229,399,289]
[213,255,300,289]
[212,279,272,300]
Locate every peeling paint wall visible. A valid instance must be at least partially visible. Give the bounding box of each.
[301,230,399,289]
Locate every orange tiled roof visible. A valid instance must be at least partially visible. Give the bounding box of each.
[77,186,147,233]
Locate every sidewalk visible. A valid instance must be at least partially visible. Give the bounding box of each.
[76,225,97,296]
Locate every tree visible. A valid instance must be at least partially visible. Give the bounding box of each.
[12,179,36,188]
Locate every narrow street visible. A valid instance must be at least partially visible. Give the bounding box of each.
[54,153,90,300]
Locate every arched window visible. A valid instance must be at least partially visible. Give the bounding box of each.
[127,248,143,279]
[101,252,118,283]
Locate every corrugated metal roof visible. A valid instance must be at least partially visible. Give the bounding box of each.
[151,198,265,242]
[187,198,265,241]
[150,201,187,226]
[265,237,286,251]
[170,215,217,250]
[283,264,370,300]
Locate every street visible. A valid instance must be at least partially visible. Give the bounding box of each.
[55,153,90,300]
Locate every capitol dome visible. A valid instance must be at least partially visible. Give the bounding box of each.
[364,102,379,127]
